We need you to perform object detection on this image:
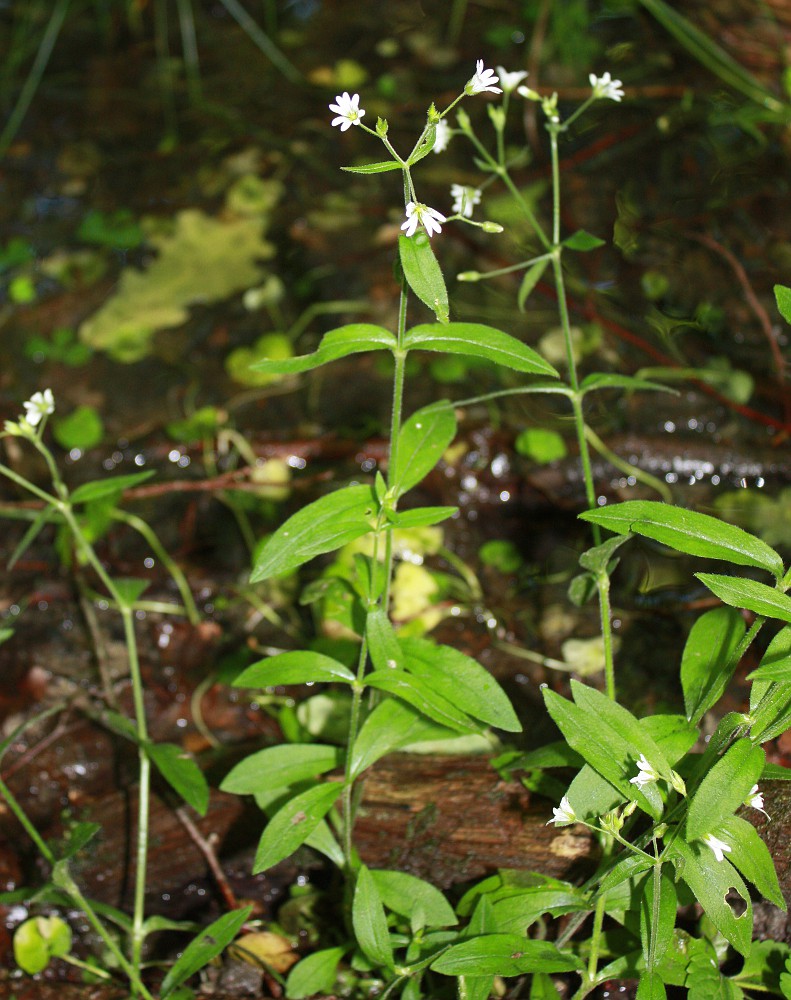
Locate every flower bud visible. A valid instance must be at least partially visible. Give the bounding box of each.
[457,271,481,282]
[427,102,440,124]
[600,810,624,835]
[669,770,687,797]
[623,800,638,818]
[482,221,504,233]
[487,105,506,131]
[376,116,389,137]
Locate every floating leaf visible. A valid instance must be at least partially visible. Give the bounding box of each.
[251,484,377,581]
[399,234,449,324]
[403,322,559,377]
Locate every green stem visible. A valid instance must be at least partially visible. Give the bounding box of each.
[596,568,616,700]
[586,891,607,981]
[112,509,201,625]
[647,856,662,972]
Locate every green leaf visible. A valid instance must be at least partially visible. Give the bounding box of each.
[720,814,785,909]
[341,160,404,174]
[387,505,457,528]
[581,501,784,578]
[250,483,377,581]
[220,744,342,795]
[403,322,559,377]
[253,782,342,872]
[159,906,252,998]
[286,947,346,998]
[9,507,59,569]
[509,740,584,771]
[350,699,452,778]
[517,258,549,311]
[762,762,791,780]
[371,870,457,929]
[566,763,624,818]
[112,577,150,605]
[61,821,101,860]
[775,284,791,326]
[365,668,479,733]
[681,607,746,724]
[597,854,654,895]
[14,916,72,975]
[636,972,667,1000]
[578,535,630,575]
[70,470,156,504]
[392,402,456,498]
[686,739,764,843]
[366,608,403,672]
[148,742,209,815]
[53,405,104,451]
[430,935,583,976]
[697,574,791,624]
[748,625,791,683]
[399,234,449,324]
[250,323,396,375]
[640,714,697,764]
[563,229,606,251]
[580,372,676,395]
[670,838,752,956]
[515,427,567,464]
[401,637,521,732]
[233,650,356,687]
[353,866,394,970]
[490,881,588,932]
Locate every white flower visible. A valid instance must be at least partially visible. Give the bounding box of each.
[629,754,660,789]
[22,389,55,427]
[496,66,528,93]
[468,60,502,96]
[702,833,732,863]
[433,119,452,154]
[450,184,481,219]
[589,72,624,102]
[745,783,769,817]
[547,795,576,826]
[401,201,447,239]
[329,92,365,131]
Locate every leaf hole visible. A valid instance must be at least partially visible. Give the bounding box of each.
[726,890,747,919]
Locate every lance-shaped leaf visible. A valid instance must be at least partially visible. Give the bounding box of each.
[70,470,156,504]
[341,160,403,174]
[681,606,746,724]
[353,865,394,970]
[403,322,559,377]
[365,668,480,733]
[159,907,252,998]
[387,505,457,528]
[233,650,356,688]
[249,324,396,375]
[147,742,209,815]
[720,814,785,909]
[580,373,676,395]
[698,574,791,624]
[401,637,521,732]
[391,401,456,498]
[563,229,606,251]
[350,699,454,778]
[220,744,342,795]
[371,870,457,929]
[775,284,791,325]
[286,947,346,999]
[251,483,377,581]
[670,838,752,957]
[581,500,784,578]
[640,867,677,971]
[430,935,583,976]
[517,257,549,311]
[748,625,791,683]
[685,738,764,843]
[253,782,342,872]
[399,234,449,324]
